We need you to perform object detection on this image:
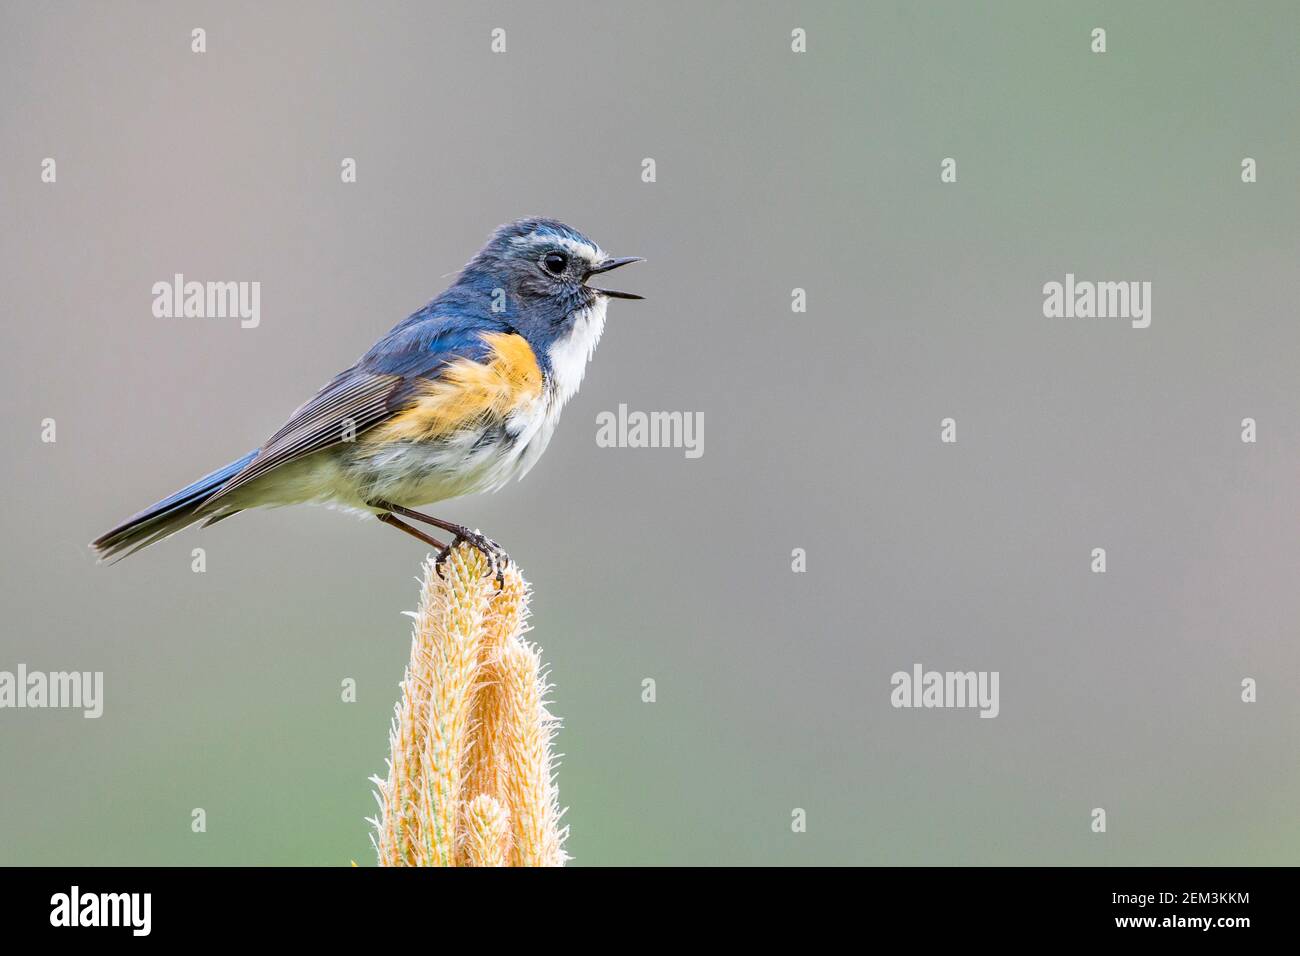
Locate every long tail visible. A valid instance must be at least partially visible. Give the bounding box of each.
[91,450,258,563]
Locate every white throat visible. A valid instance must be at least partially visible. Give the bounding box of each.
[546,297,607,407]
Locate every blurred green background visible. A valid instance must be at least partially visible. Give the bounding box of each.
[1,1,1296,865]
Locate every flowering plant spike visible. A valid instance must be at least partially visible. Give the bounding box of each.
[369,544,567,866]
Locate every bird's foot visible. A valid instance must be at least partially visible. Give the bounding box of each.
[370,500,509,585]
[436,528,509,586]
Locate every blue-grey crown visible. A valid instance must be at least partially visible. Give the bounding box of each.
[486,217,597,254]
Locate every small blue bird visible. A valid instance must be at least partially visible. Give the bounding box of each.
[93,218,642,563]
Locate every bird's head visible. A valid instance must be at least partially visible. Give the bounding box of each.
[450,218,642,395]
[458,218,642,322]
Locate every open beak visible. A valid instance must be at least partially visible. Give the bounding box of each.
[586,256,644,300]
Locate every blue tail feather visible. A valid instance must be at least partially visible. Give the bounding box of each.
[91,450,258,562]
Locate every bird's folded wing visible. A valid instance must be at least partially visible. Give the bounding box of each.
[205,321,536,503]
[206,369,404,502]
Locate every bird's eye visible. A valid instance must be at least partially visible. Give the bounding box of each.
[542,252,568,276]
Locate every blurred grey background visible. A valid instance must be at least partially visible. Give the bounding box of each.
[1,1,1297,865]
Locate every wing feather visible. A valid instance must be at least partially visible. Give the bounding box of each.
[205,314,515,504]
[206,369,403,502]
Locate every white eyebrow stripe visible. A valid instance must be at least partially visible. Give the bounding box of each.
[510,233,605,264]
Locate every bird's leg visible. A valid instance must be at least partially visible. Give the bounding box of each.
[374,501,479,540]
[376,512,449,551]
[373,500,508,579]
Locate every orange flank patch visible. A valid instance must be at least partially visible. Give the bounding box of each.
[367,332,544,444]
